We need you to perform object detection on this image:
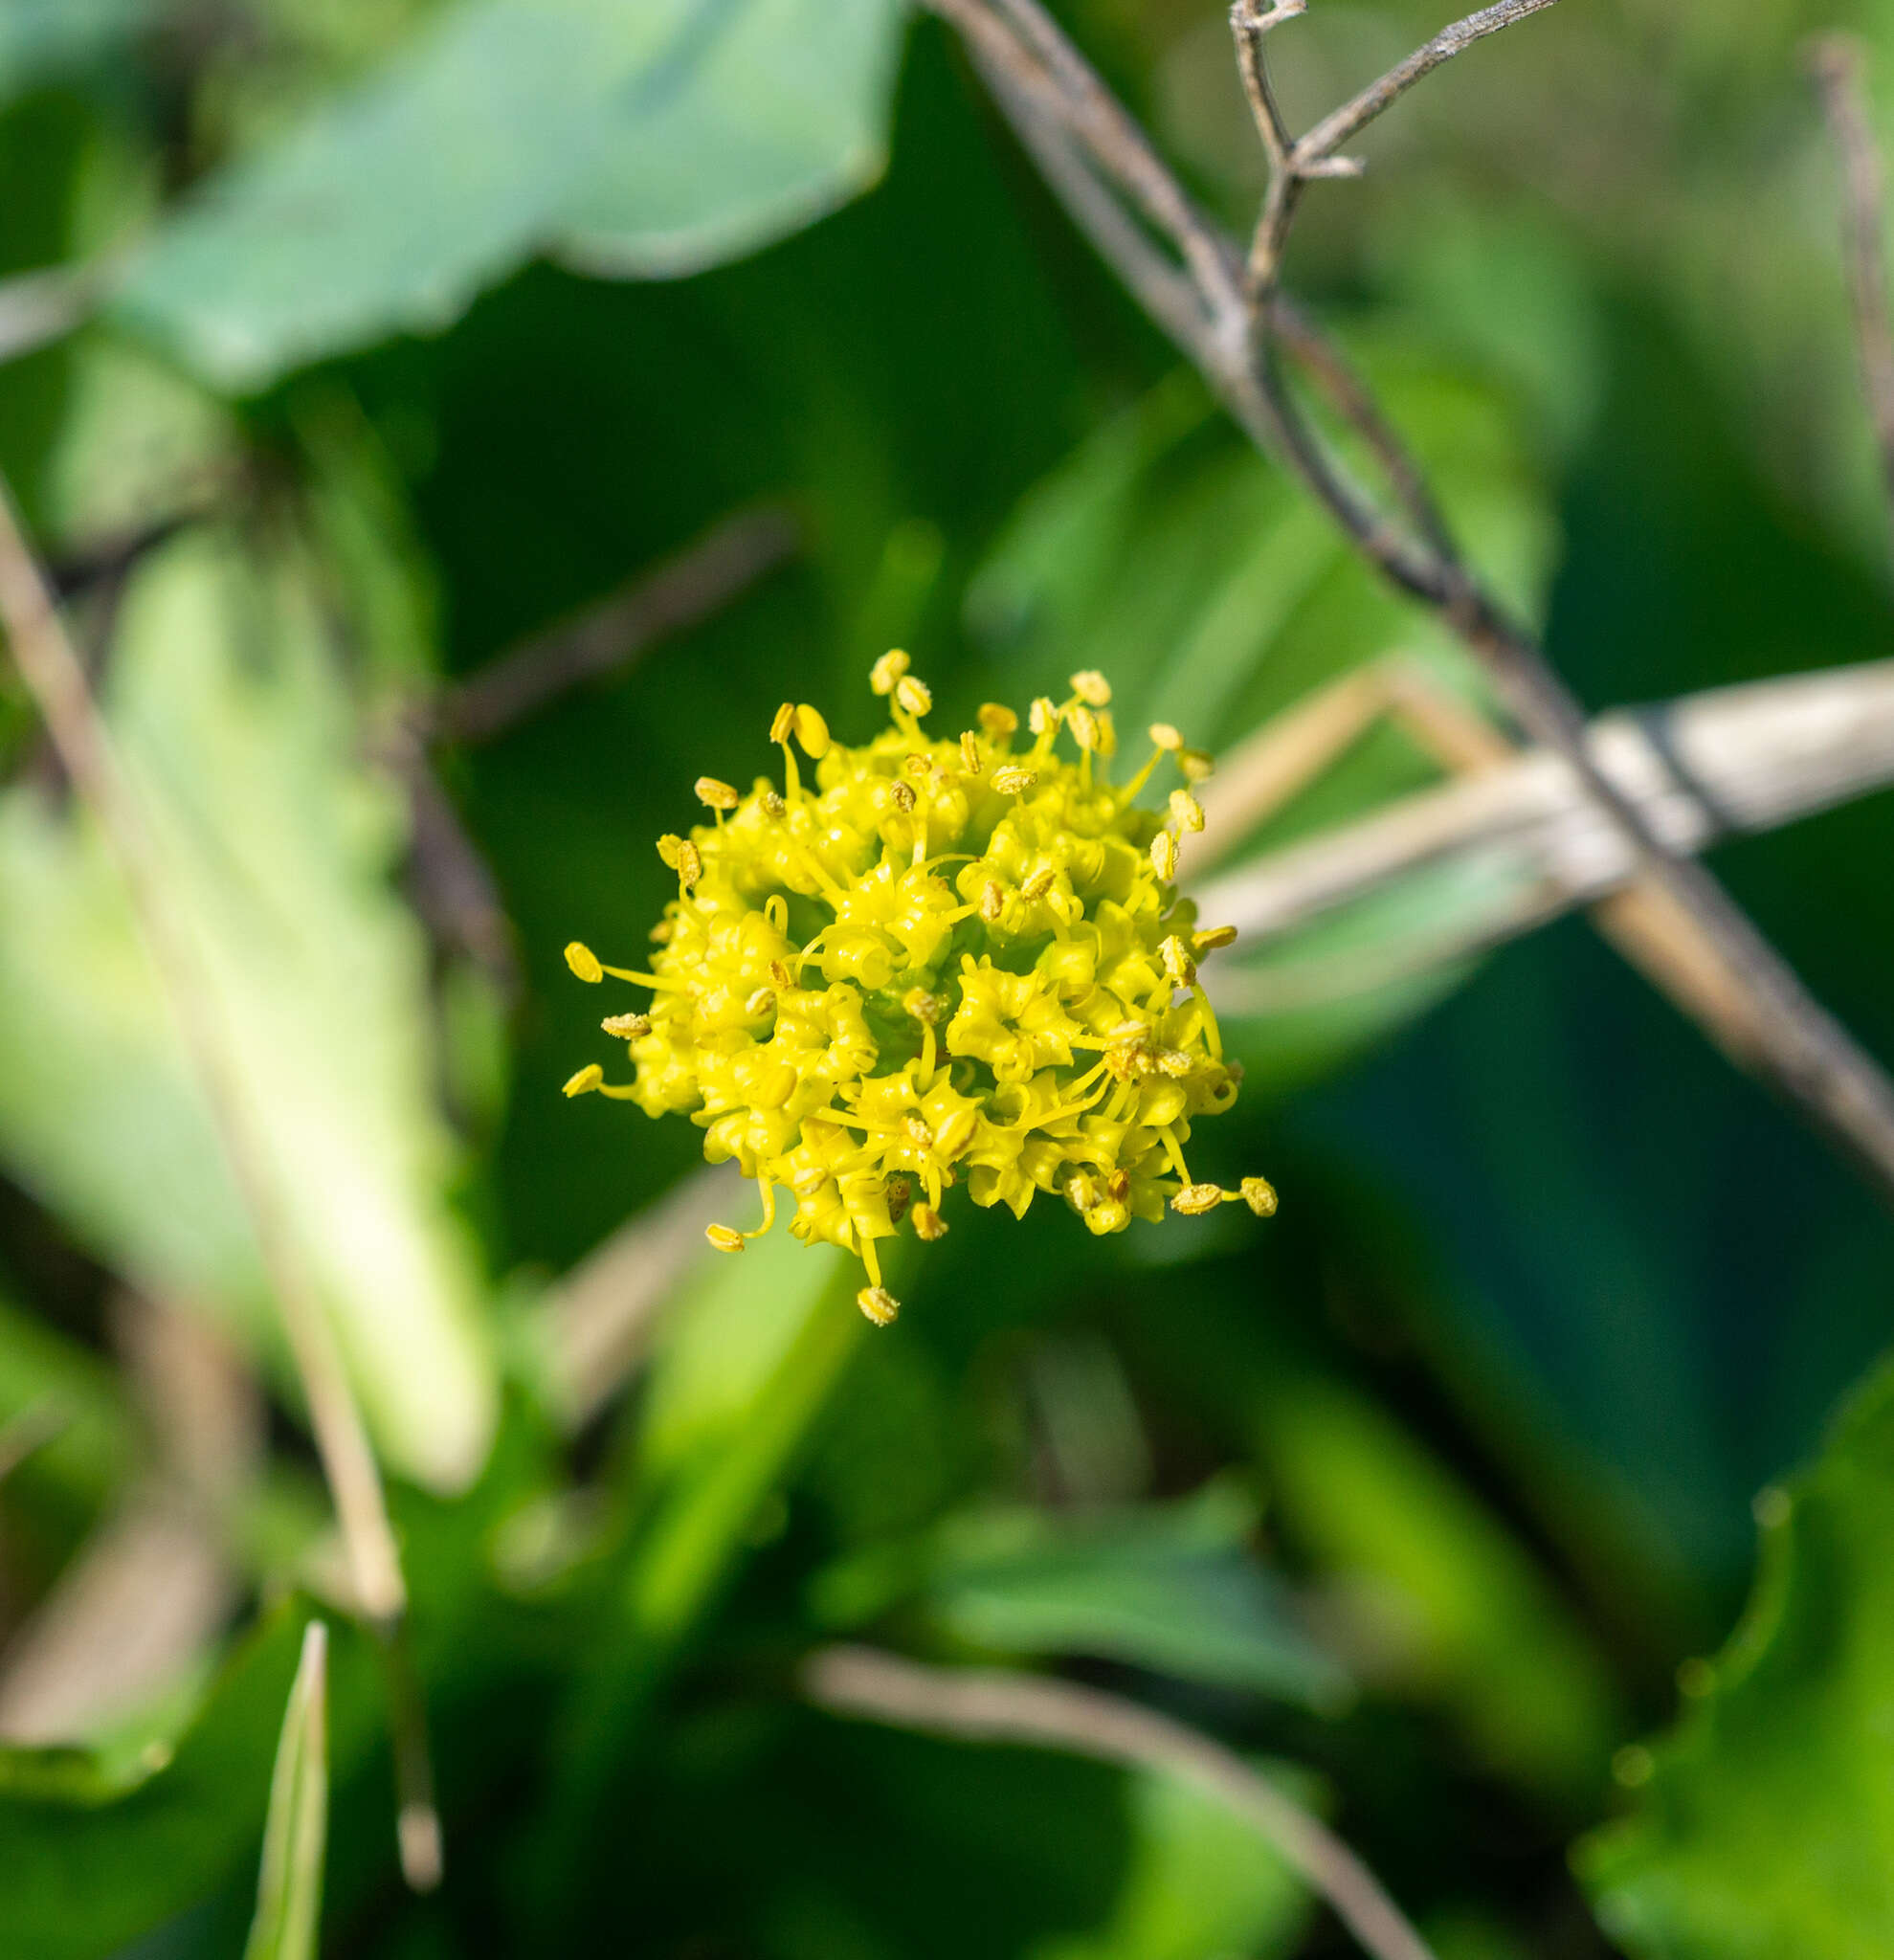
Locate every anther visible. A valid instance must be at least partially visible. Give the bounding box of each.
[649,920,675,944]
[980,881,1005,923]
[705,1223,746,1253]
[1150,832,1179,880]
[1019,867,1056,902]
[1169,789,1206,834]
[1239,1176,1279,1217]
[913,1206,948,1241]
[903,1114,934,1150]
[1161,936,1196,987]
[695,776,739,812]
[1148,722,1183,751]
[992,765,1036,795]
[793,703,831,757]
[903,752,930,777]
[959,730,982,773]
[1178,747,1214,783]
[858,1285,901,1326]
[1171,1183,1224,1215]
[760,790,787,819]
[770,702,795,744]
[1068,704,1101,751]
[978,702,1019,738]
[1069,669,1112,707]
[563,1064,604,1097]
[871,649,911,695]
[746,988,776,1016]
[1194,924,1239,953]
[565,942,605,983]
[1158,1049,1193,1078]
[894,675,932,718]
[1028,697,1059,736]
[891,780,917,813]
[769,959,794,991]
[902,988,941,1024]
[1106,1169,1130,1203]
[1067,1171,1099,1211]
[676,838,703,886]
[602,1013,651,1039]
[656,834,684,870]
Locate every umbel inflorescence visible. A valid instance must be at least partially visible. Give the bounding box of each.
[564,657,1274,1325]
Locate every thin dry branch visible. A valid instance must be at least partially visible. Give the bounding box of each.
[1810,33,1894,550]
[924,0,1894,1207]
[805,1645,1437,1960]
[435,505,799,745]
[0,479,443,1887]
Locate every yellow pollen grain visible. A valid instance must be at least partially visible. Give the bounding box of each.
[792,703,831,757]
[1171,1182,1224,1215]
[1239,1176,1279,1217]
[565,942,605,983]
[858,1285,900,1326]
[705,1223,746,1253]
[1169,789,1206,834]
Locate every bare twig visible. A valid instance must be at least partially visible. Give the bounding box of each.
[805,1645,1437,1960]
[0,479,443,1886]
[924,0,1894,1206]
[435,506,798,745]
[1810,34,1894,551]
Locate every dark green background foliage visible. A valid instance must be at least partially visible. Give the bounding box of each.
[0,3,1892,1955]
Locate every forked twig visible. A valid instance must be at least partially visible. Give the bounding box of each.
[1811,33,1894,555]
[805,1645,1437,1960]
[0,480,442,1887]
[924,0,1894,1206]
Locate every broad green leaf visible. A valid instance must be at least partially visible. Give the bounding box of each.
[1032,1764,1316,1960]
[0,528,496,1490]
[110,0,908,392]
[815,1481,1351,1711]
[1577,1354,1894,1957]
[243,1620,328,1960]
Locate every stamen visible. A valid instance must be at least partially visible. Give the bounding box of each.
[1069,670,1112,707]
[913,1205,948,1240]
[992,765,1036,796]
[1194,924,1238,953]
[565,942,605,983]
[563,1064,604,1097]
[871,649,910,695]
[1170,1182,1224,1216]
[959,730,982,773]
[1169,789,1206,834]
[977,702,1019,739]
[705,1223,746,1252]
[1150,832,1179,880]
[894,675,932,718]
[858,1285,900,1326]
[601,1013,651,1038]
[1239,1176,1278,1217]
[696,776,739,813]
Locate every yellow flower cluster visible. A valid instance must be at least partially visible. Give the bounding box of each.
[564,657,1274,1325]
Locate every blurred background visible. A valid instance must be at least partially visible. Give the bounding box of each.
[2,1,1893,1954]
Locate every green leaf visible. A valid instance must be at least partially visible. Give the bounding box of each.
[243,1620,328,1960]
[0,528,497,1490]
[0,0,152,103]
[110,0,908,393]
[1577,1355,1894,1957]
[0,1289,131,1516]
[814,1481,1352,1712]
[1031,1763,1317,1960]
[0,1604,338,1960]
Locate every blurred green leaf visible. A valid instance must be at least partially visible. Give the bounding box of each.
[0,527,496,1490]
[1031,1763,1315,1960]
[111,0,908,392]
[1578,1352,1894,1957]
[815,1481,1352,1711]
[242,1619,328,1960]
[0,1290,131,1515]
[0,1603,337,1960]
[0,0,151,104]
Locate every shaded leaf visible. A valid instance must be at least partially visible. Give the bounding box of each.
[1578,1354,1894,1957]
[111,0,908,392]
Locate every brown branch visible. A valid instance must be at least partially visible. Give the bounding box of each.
[804,1646,1438,1960]
[923,0,1894,1207]
[0,478,444,1887]
[434,505,799,745]
[1810,33,1894,553]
